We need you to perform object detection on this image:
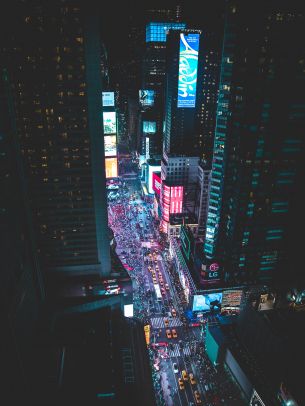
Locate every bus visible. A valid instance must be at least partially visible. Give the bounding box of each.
[154,284,162,301]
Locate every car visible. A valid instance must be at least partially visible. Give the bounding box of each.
[165,283,169,290]
[172,329,177,338]
[164,318,169,327]
[171,308,177,317]
[173,363,179,373]
[194,391,202,404]
[155,265,159,270]
[161,287,166,295]
[166,329,172,339]
[182,370,188,381]
[178,378,185,390]
[189,373,196,385]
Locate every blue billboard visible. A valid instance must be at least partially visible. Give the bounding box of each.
[177,33,200,108]
[192,293,222,312]
[143,121,156,134]
[139,90,155,107]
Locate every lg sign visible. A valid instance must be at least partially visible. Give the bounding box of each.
[152,172,161,196]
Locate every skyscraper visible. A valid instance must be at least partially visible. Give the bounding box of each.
[0,67,45,405]
[1,1,111,276]
[204,1,305,287]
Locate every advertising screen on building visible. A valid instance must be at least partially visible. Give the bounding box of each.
[177,33,200,108]
[148,165,161,194]
[170,186,183,213]
[103,111,116,134]
[192,293,222,312]
[146,22,186,42]
[124,304,134,318]
[105,157,118,178]
[145,137,150,160]
[143,121,156,134]
[102,92,115,107]
[139,90,155,107]
[104,135,117,157]
[152,172,161,196]
[222,290,243,309]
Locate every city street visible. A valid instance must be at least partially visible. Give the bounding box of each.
[108,177,246,406]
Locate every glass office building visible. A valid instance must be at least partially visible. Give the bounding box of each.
[204,2,305,286]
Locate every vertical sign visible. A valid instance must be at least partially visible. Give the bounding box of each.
[146,137,150,159]
[177,33,200,108]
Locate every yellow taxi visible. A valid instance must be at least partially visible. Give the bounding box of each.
[164,318,169,327]
[166,329,172,339]
[194,391,202,404]
[165,283,169,290]
[172,329,177,338]
[182,370,188,381]
[171,308,177,317]
[178,378,185,390]
[189,373,196,385]
[155,265,159,270]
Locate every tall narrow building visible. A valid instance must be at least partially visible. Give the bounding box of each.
[1,1,111,277]
[204,1,305,287]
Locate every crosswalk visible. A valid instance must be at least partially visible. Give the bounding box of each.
[151,317,183,329]
[167,343,192,358]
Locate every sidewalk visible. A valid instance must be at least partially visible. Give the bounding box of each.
[160,371,173,406]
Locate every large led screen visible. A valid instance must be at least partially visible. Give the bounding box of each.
[103,111,116,134]
[143,121,156,134]
[139,90,155,107]
[192,293,222,312]
[170,186,183,214]
[102,92,115,107]
[152,172,161,196]
[104,135,117,157]
[105,157,118,178]
[177,33,200,108]
[148,164,161,194]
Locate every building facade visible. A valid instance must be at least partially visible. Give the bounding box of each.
[204,1,305,286]
[1,1,111,276]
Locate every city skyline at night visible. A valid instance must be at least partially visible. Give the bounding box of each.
[1,1,304,406]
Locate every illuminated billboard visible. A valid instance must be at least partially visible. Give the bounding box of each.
[145,137,150,160]
[104,135,117,157]
[161,184,183,222]
[102,92,115,107]
[148,164,161,194]
[170,186,184,213]
[124,304,134,318]
[139,90,155,107]
[192,293,222,312]
[177,33,200,108]
[152,172,161,196]
[105,157,118,178]
[103,111,116,134]
[146,22,186,42]
[143,121,156,134]
[222,289,243,309]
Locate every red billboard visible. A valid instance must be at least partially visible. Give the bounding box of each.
[152,172,161,196]
[161,184,184,223]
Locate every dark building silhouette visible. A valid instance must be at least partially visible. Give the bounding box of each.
[1,0,111,276]
[0,68,46,406]
[204,1,305,287]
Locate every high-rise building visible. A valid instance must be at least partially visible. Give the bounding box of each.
[1,1,111,276]
[204,1,305,287]
[163,29,203,156]
[139,21,186,162]
[0,68,46,405]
